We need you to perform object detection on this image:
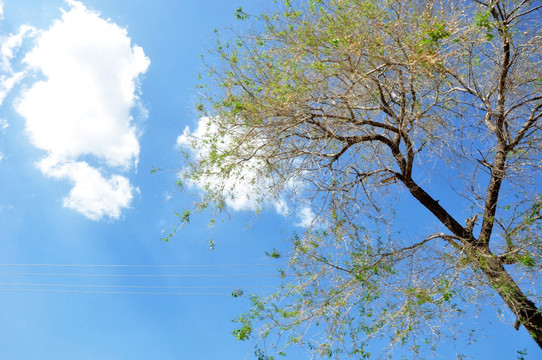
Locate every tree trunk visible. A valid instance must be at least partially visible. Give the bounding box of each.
[477,253,542,348]
[403,177,542,348]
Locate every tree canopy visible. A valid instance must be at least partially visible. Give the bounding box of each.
[179,0,542,357]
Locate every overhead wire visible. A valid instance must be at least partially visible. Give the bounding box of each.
[0,283,277,289]
[0,272,282,278]
[0,288,238,295]
[0,263,286,295]
[0,263,286,268]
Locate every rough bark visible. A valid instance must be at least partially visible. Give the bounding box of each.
[402,176,542,348]
[478,252,542,347]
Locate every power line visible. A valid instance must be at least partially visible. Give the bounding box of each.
[0,263,285,268]
[0,272,282,278]
[0,283,277,290]
[0,288,240,295]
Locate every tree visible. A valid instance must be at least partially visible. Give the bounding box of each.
[180,0,542,357]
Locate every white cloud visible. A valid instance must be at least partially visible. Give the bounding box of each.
[0,1,4,21]
[296,207,317,228]
[178,117,312,226]
[14,0,149,220]
[0,25,37,106]
[1,25,37,69]
[0,71,23,105]
[0,118,7,131]
[177,118,280,213]
[37,158,135,220]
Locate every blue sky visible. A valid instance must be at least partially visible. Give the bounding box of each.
[0,1,539,359]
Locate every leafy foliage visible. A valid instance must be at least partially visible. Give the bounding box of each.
[179,0,542,358]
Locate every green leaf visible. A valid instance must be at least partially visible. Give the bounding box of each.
[265,249,282,259]
[235,7,248,20]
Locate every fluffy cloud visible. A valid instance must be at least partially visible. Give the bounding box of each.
[0,25,36,108]
[0,71,23,105]
[37,158,134,220]
[177,118,286,214]
[178,117,314,227]
[296,207,317,228]
[14,0,149,220]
